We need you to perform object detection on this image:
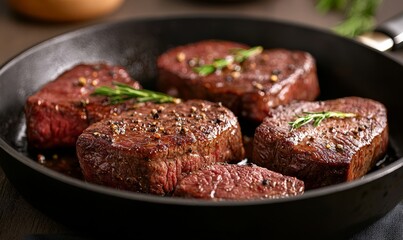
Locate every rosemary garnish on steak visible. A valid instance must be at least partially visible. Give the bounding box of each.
[289,111,356,131]
[193,46,263,76]
[92,82,180,104]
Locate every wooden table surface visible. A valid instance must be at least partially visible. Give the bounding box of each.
[1,0,403,239]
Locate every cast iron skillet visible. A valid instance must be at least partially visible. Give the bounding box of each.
[0,15,403,239]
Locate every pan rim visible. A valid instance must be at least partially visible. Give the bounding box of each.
[4,13,402,71]
[0,14,402,207]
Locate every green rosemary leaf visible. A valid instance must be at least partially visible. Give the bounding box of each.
[315,0,382,38]
[316,0,348,12]
[92,82,180,104]
[192,46,263,76]
[231,46,264,63]
[289,111,356,131]
[193,65,216,76]
[333,14,375,37]
[214,58,232,69]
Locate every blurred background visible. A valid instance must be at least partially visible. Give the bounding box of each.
[2,0,403,65]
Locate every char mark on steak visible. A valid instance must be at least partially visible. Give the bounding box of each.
[173,162,304,200]
[157,39,320,123]
[25,63,141,149]
[252,96,389,189]
[76,99,245,196]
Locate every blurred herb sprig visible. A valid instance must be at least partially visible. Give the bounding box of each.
[316,0,382,38]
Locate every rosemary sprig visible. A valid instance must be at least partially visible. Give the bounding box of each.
[92,82,180,104]
[289,111,356,131]
[315,0,382,38]
[231,46,264,62]
[193,46,263,76]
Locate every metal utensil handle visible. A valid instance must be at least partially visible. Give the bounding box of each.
[375,12,403,50]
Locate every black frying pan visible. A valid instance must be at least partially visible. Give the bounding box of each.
[1,15,403,240]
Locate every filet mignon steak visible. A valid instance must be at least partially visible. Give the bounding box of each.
[252,97,389,189]
[76,99,245,195]
[173,162,304,200]
[24,63,141,149]
[157,39,320,122]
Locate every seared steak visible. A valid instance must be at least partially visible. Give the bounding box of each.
[173,162,304,200]
[76,100,245,195]
[25,63,141,149]
[252,97,389,189]
[157,39,320,122]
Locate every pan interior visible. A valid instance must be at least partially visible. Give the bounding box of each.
[1,15,403,201]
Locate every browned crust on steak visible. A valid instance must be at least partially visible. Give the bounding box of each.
[157,40,320,122]
[252,97,389,189]
[25,63,141,149]
[76,100,245,195]
[173,163,304,200]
